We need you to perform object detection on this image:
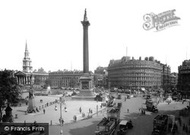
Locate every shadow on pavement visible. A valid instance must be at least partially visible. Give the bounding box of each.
[49,118,102,135]
[122,111,155,135]
[68,119,100,135]
[122,108,186,135]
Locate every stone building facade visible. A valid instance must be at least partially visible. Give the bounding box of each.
[49,70,83,88]
[15,42,33,85]
[15,43,48,87]
[177,60,190,95]
[161,64,171,92]
[107,56,165,90]
[32,68,49,86]
[94,66,108,88]
[170,72,178,90]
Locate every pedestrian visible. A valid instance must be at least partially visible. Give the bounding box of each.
[61,119,64,125]
[43,109,45,114]
[55,105,57,111]
[127,109,129,113]
[185,125,188,133]
[179,117,181,127]
[73,115,77,121]
[89,108,91,113]
[64,107,67,112]
[36,108,39,112]
[183,124,185,131]
[182,99,185,104]
[174,123,178,133]
[59,118,61,125]
[79,107,82,113]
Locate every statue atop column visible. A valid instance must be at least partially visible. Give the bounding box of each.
[84,9,88,21]
[72,9,95,100]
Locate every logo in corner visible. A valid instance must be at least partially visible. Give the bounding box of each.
[143,9,180,31]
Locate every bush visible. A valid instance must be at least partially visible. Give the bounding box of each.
[71,91,77,96]
[94,94,103,101]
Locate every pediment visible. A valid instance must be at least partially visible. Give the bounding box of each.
[15,71,27,76]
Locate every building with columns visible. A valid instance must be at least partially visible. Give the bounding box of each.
[15,42,48,87]
[33,68,49,86]
[107,56,164,91]
[49,70,83,89]
[15,42,33,85]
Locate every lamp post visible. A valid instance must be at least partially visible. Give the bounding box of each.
[59,96,63,125]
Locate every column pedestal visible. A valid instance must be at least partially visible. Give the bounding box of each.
[72,73,95,100]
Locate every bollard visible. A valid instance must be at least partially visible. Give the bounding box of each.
[96,105,98,116]
[60,130,63,135]
[73,115,77,122]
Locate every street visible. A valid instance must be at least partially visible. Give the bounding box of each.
[49,94,190,135]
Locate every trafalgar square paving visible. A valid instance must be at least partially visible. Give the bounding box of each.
[4,92,190,135]
[11,92,105,125]
[49,94,190,135]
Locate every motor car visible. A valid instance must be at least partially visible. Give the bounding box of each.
[117,120,133,135]
[117,120,128,135]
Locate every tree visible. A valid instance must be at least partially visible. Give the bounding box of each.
[0,70,21,122]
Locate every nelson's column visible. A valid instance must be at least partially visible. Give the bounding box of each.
[73,9,95,99]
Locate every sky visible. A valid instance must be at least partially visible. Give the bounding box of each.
[0,0,189,73]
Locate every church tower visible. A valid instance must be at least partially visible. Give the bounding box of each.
[23,41,32,73]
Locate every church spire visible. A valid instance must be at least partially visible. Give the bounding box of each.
[25,40,28,51]
[23,42,32,73]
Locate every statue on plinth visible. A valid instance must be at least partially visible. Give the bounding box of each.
[27,75,36,113]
